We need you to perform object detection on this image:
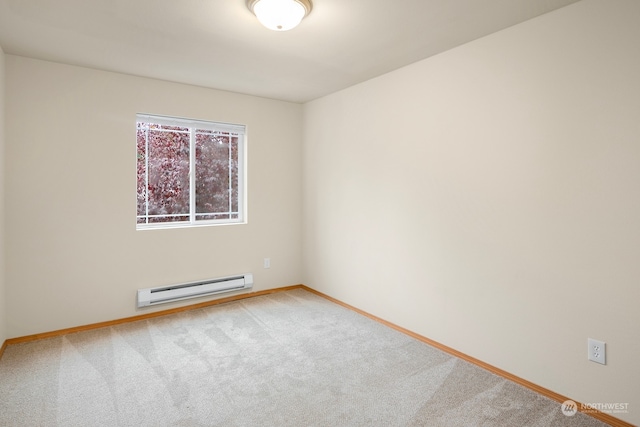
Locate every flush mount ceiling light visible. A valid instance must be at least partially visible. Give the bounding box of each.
[247,0,312,31]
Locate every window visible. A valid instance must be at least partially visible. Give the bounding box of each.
[136,114,245,229]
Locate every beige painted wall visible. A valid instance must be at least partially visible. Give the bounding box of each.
[5,56,302,338]
[303,0,639,424]
[0,45,6,345]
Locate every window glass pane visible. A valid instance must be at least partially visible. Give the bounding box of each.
[195,213,232,221]
[148,215,189,224]
[136,124,148,223]
[195,130,238,219]
[145,124,190,222]
[230,135,239,214]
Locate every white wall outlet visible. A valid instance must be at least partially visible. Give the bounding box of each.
[588,338,606,365]
[263,258,271,269]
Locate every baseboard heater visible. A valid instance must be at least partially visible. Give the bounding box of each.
[137,273,253,308]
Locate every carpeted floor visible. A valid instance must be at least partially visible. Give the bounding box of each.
[0,289,607,426]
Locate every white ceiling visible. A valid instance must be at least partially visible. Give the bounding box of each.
[0,0,580,103]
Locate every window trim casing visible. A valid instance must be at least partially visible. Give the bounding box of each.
[136,113,246,230]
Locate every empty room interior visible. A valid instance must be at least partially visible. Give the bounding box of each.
[0,0,638,425]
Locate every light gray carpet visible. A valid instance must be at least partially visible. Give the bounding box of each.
[0,289,607,426]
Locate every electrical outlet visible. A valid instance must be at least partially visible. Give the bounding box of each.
[264,258,271,269]
[588,338,606,365]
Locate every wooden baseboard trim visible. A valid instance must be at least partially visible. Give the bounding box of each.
[0,340,7,360]
[300,286,634,427]
[3,284,305,347]
[1,283,632,426]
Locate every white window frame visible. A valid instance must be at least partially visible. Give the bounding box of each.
[136,113,246,230]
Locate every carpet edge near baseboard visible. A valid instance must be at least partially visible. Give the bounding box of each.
[1,283,633,427]
[302,286,634,427]
[2,284,307,348]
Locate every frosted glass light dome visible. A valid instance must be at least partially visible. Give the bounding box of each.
[248,0,312,31]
